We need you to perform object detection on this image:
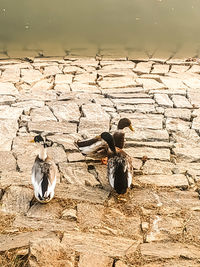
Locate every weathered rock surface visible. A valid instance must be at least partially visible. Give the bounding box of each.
[1,57,200,267]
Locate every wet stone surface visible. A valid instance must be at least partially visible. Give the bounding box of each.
[0,56,200,266]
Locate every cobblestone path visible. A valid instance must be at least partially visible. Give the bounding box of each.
[0,56,200,266]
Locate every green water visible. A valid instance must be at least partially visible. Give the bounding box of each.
[0,0,200,54]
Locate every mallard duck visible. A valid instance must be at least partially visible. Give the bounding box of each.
[100,132,133,194]
[75,118,134,161]
[31,135,57,203]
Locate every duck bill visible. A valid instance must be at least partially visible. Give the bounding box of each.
[30,139,35,143]
[129,125,134,132]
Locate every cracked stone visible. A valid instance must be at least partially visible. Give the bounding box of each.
[12,100,45,114]
[154,94,173,107]
[29,236,75,267]
[151,64,169,74]
[112,98,155,105]
[13,215,77,232]
[166,118,191,132]
[103,207,142,240]
[170,65,189,73]
[149,88,186,96]
[0,66,20,83]
[0,82,19,95]
[138,174,188,187]
[146,215,183,242]
[79,118,110,137]
[28,121,77,134]
[77,202,104,230]
[63,65,85,74]
[78,253,113,267]
[142,160,174,175]
[173,143,200,162]
[141,242,200,260]
[120,113,163,130]
[74,73,96,84]
[54,83,71,92]
[31,79,53,91]
[125,147,170,160]
[55,183,109,204]
[0,231,51,252]
[55,73,73,84]
[117,104,156,113]
[165,108,191,120]
[0,152,16,172]
[50,102,80,122]
[21,69,43,84]
[0,171,31,188]
[43,65,62,76]
[183,77,200,89]
[0,186,33,214]
[134,62,153,74]
[59,162,99,186]
[99,77,137,89]
[125,129,169,142]
[187,89,200,108]
[0,119,18,151]
[0,106,23,120]
[171,95,192,108]
[81,103,110,121]
[30,106,57,122]
[160,77,187,89]
[192,116,200,131]
[137,78,165,90]
[62,231,136,257]
[71,82,100,93]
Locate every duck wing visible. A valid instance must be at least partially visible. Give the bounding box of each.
[75,136,108,158]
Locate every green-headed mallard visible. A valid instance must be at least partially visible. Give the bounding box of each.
[75,118,134,162]
[100,132,133,194]
[31,135,57,203]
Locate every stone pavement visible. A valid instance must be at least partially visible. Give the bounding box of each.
[0,56,200,266]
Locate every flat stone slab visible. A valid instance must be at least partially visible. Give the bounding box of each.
[137,174,188,187]
[166,118,191,132]
[99,77,137,89]
[164,108,191,120]
[142,160,174,175]
[28,121,77,134]
[59,162,99,186]
[160,77,187,89]
[125,129,169,142]
[0,231,51,252]
[125,147,170,160]
[141,242,200,260]
[62,231,138,257]
[78,253,113,267]
[171,95,192,108]
[154,94,173,107]
[55,184,109,204]
[0,119,18,151]
[0,82,19,95]
[0,151,16,172]
[49,102,80,122]
[0,186,33,215]
[112,98,155,105]
[30,106,57,122]
[13,215,77,232]
[120,113,163,130]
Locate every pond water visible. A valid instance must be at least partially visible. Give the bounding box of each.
[0,0,200,55]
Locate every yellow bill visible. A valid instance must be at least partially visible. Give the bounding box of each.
[129,124,134,132]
